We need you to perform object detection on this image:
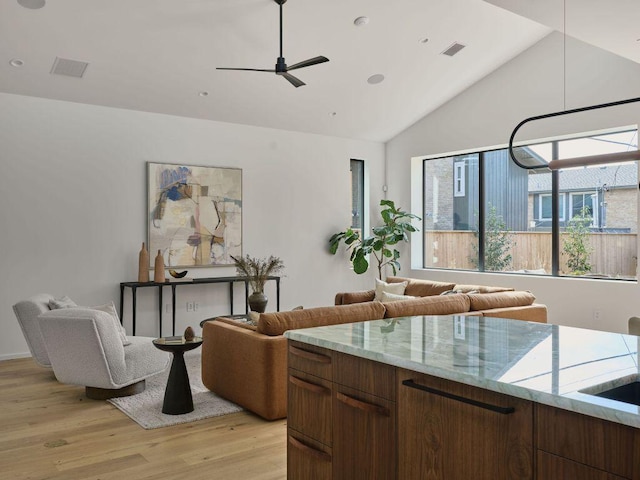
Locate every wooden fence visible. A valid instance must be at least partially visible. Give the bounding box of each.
[424,231,637,278]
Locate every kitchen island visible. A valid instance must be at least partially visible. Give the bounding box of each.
[285,315,640,479]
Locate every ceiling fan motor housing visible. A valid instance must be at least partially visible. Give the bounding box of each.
[275,57,287,73]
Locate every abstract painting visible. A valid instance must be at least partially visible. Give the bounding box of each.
[147,162,242,268]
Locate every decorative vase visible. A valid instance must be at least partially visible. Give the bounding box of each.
[154,250,165,283]
[138,242,150,282]
[248,291,268,313]
[184,326,195,341]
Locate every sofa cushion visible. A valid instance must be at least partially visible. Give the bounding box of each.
[374,278,408,301]
[387,276,456,297]
[453,284,514,294]
[257,302,386,336]
[337,289,376,305]
[383,294,470,318]
[481,304,547,323]
[468,291,535,311]
[381,292,415,302]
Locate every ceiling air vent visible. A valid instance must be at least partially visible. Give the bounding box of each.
[50,57,89,78]
[441,42,466,57]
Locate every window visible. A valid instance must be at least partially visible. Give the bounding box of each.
[454,161,466,197]
[569,192,596,224]
[422,128,638,280]
[423,155,479,270]
[538,194,565,221]
[350,159,365,232]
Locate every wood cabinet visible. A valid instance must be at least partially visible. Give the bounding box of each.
[536,403,640,479]
[287,341,396,480]
[397,369,533,480]
[287,340,640,480]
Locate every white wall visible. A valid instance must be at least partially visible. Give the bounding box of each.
[387,32,640,334]
[0,92,384,360]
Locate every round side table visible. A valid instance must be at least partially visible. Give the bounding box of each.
[152,336,203,415]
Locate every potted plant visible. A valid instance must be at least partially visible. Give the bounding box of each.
[329,199,420,279]
[231,254,285,312]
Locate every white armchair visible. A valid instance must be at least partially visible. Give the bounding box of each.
[36,307,170,399]
[13,293,56,368]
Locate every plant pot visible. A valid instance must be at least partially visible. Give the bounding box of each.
[248,292,268,313]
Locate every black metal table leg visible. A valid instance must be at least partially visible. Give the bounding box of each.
[132,287,137,336]
[158,284,163,338]
[171,284,177,336]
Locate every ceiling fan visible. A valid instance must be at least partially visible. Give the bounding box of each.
[216,0,329,88]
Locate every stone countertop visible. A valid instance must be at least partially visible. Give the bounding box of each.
[285,315,640,428]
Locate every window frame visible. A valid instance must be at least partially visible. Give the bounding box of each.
[420,127,637,281]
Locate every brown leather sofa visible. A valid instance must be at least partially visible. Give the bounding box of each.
[201,277,547,420]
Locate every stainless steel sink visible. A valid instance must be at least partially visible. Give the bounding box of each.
[580,375,640,407]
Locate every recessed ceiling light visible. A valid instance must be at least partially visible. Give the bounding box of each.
[367,74,385,85]
[9,58,24,67]
[420,37,430,44]
[17,0,45,9]
[198,91,209,97]
[354,16,369,27]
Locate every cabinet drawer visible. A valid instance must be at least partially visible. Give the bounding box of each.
[288,341,333,380]
[536,404,640,479]
[333,384,396,480]
[287,432,332,480]
[537,450,627,480]
[288,370,332,445]
[334,352,395,400]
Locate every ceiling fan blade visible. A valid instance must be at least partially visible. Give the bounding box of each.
[287,56,329,71]
[216,67,275,72]
[281,72,306,88]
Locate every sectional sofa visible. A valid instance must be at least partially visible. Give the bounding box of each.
[201,276,547,420]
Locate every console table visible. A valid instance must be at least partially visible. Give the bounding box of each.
[120,276,280,336]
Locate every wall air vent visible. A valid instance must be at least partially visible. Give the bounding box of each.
[441,42,466,57]
[50,57,89,78]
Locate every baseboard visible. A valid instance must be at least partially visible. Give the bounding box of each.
[0,352,31,362]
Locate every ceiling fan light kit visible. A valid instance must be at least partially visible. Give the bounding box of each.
[216,0,329,88]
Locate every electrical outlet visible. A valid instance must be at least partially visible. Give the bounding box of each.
[593,309,602,321]
[186,301,194,312]
[193,302,199,312]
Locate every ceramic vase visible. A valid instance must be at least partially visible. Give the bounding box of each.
[154,250,165,283]
[248,291,268,313]
[138,242,150,282]
[184,326,195,341]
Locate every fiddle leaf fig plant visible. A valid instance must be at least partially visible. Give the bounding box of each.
[329,199,421,279]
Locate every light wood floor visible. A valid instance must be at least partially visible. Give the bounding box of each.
[0,357,287,480]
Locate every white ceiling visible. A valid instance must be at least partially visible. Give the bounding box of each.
[0,0,635,142]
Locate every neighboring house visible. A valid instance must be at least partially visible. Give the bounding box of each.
[424,149,532,232]
[528,163,638,232]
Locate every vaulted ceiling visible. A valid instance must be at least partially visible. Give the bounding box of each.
[0,0,636,142]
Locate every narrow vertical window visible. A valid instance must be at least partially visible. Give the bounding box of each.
[454,161,465,197]
[350,159,365,233]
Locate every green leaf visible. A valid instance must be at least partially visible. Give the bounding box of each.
[353,253,369,274]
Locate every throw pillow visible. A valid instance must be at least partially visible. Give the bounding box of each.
[91,301,131,346]
[374,278,408,302]
[49,295,78,309]
[380,292,415,303]
[439,289,461,296]
[248,311,260,325]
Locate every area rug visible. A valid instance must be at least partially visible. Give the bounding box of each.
[108,351,243,429]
